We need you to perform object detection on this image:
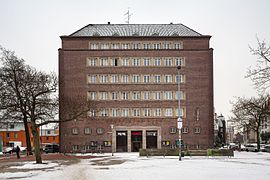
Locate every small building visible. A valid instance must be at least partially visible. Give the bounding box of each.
[40,125,59,145]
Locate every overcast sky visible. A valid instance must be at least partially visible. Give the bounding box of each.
[1,0,270,119]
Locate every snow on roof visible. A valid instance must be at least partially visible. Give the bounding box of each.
[70,24,202,37]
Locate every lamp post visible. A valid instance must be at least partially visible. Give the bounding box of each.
[177,66,182,161]
[110,124,114,156]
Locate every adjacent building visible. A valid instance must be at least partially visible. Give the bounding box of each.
[59,23,214,153]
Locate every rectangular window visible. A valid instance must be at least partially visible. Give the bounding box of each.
[154,92,161,100]
[111,58,118,66]
[165,108,173,117]
[194,127,201,134]
[89,110,96,117]
[122,109,129,117]
[112,92,118,100]
[112,43,120,49]
[170,127,177,134]
[154,108,161,117]
[90,43,98,49]
[182,127,188,134]
[143,75,150,83]
[88,58,97,66]
[163,43,170,49]
[122,58,129,66]
[111,75,119,83]
[144,58,150,66]
[100,109,108,116]
[84,127,91,135]
[143,43,151,49]
[175,58,184,66]
[100,58,108,66]
[165,75,172,83]
[164,91,173,100]
[72,128,79,135]
[154,75,161,83]
[133,75,140,83]
[176,108,184,117]
[6,133,10,138]
[122,75,129,83]
[88,92,96,100]
[144,109,151,117]
[174,43,181,49]
[72,145,79,151]
[133,109,140,117]
[100,75,108,83]
[153,43,160,49]
[164,58,172,66]
[132,43,140,49]
[144,92,150,100]
[132,92,140,100]
[176,91,184,100]
[111,109,118,117]
[154,58,161,66]
[100,92,108,100]
[100,43,109,49]
[14,133,18,139]
[176,75,184,83]
[89,75,97,83]
[122,92,129,100]
[133,58,140,66]
[122,43,129,49]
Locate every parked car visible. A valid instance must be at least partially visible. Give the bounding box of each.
[245,144,258,152]
[264,145,270,153]
[260,144,266,152]
[3,147,14,154]
[241,144,247,151]
[44,144,59,153]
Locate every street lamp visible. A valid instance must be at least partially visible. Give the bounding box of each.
[110,124,114,156]
[177,66,183,161]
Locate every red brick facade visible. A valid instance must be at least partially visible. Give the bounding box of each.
[59,24,214,153]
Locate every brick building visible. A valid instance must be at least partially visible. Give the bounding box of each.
[59,23,214,153]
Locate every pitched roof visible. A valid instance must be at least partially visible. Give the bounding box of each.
[69,24,202,37]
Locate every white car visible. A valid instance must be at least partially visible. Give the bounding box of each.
[245,144,258,152]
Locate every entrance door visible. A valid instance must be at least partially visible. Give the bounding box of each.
[116,131,127,152]
[131,131,142,152]
[146,131,157,149]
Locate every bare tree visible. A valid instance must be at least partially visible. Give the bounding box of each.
[246,37,270,92]
[231,95,270,150]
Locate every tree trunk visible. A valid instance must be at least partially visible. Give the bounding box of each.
[23,115,32,155]
[31,121,42,164]
[256,129,261,151]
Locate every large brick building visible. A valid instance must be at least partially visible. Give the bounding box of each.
[59,23,214,153]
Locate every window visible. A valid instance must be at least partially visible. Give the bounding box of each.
[132,43,140,49]
[100,109,108,116]
[132,92,140,100]
[176,108,184,117]
[88,58,97,66]
[143,43,151,49]
[153,43,160,49]
[194,127,201,134]
[100,92,108,100]
[122,92,129,100]
[133,58,140,66]
[154,75,161,83]
[133,75,140,83]
[144,92,150,100]
[97,128,104,135]
[154,92,161,100]
[6,133,10,138]
[143,75,150,83]
[72,127,79,135]
[90,43,98,49]
[122,75,129,83]
[14,133,18,139]
[144,58,150,66]
[100,43,109,49]
[165,108,173,117]
[133,109,140,117]
[89,110,96,117]
[170,127,177,134]
[176,91,184,100]
[164,91,173,100]
[89,75,97,83]
[174,43,181,49]
[144,109,151,117]
[112,43,120,49]
[154,58,161,66]
[100,58,108,66]
[100,75,108,83]
[164,58,172,66]
[175,58,184,66]
[176,75,183,83]
[111,75,119,83]
[111,109,118,117]
[47,130,51,135]
[112,92,118,100]
[165,75,172,83]
[163,43,170,49]
[72,145,79,151]
[182,127,189,134]
[122,58,129,66]
[84,127,91,135]
[122,43,129,49]
[10,124,15,129]
[195,108,200,121]
[154,108,161,117]
[111,58,118,66]
[122,109,129,117]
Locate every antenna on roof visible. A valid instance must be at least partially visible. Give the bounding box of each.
[124,7,133,24]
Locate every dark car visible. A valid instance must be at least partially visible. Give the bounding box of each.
[44,144,59,153]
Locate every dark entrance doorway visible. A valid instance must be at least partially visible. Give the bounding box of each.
[131,131,142,152]
[146,131,158,149]
[116,131,127,152]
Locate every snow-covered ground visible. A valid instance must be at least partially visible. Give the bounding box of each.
[1,151,270,180]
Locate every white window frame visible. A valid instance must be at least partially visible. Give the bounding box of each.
[154,92,161,100]
[132,92,140,100]
[165,108,173,117]
[122,92,129,100]
[165,75,172,83]
[111,75,119,83]
[154,108,161,117]
[111,109,118,117]
[144,58,150,66]
[133,58,140,66]
[154,75,161,83]
[144,92,150,100]
[154,58,161,66]
[133,109,140,117]
[133,75,140,83]
[144,109,151,117]
[122,75,129,83]
[89,75,97,83]
[143,75,150,83]
[100,75,108,83]
[164,91,173,100]
[112,92,118,100]
[122,109,129,117]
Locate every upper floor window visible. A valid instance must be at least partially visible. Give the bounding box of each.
[182,127,189,134]
[101,43,109,49]
[154,92,161,100]
[90,43,98,49]
[122,75,129,83]
[100,58,108,66]
[111,75,119,83]
[194,127,201,134]
[133,58,140,66]
[122,58,129,66]
[112,43,120,49]
[133,75,140,83]
[154,108,161,117]
[154,75,161,83]
[144,109,151,117]
[100,109,108,117]
[144,58,150,66]
[169,127,177,134]
[143,75,150,83]
[112,92,118,100]
[88,58,97,66]
[111,109,118,117]
[175,58,184,66]
[176,75,183,83]
[132,92,140,100]
[89,75,97,83]
[174,43,181,49]
[88,92,96,100]
[133,109,140,117]
[72,127,79,135]
[154,58,161,66]
[164,91,173,100]
[153,43,161,49]
[122,43,129,49]
[143,43,151,49]
[165,75,172,83]
[163,43,170,49]
[97,128,104,135]
[84,127,91,135]
[111,58,118,66]
[132,43,140,49]
[100,92,108,100]
[122,92,129,100]
[100,75,108,83]
[165,108,173,117]
[164,58,172,66]
[122,109,129,117]
[143,92,150,100]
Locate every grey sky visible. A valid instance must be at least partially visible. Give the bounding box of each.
[1,0,270,118]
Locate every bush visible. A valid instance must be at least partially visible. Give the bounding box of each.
[207,149,234,156]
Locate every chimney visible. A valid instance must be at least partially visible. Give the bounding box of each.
[108,22,111,25]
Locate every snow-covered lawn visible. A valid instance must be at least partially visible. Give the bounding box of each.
[1,151,270,180]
